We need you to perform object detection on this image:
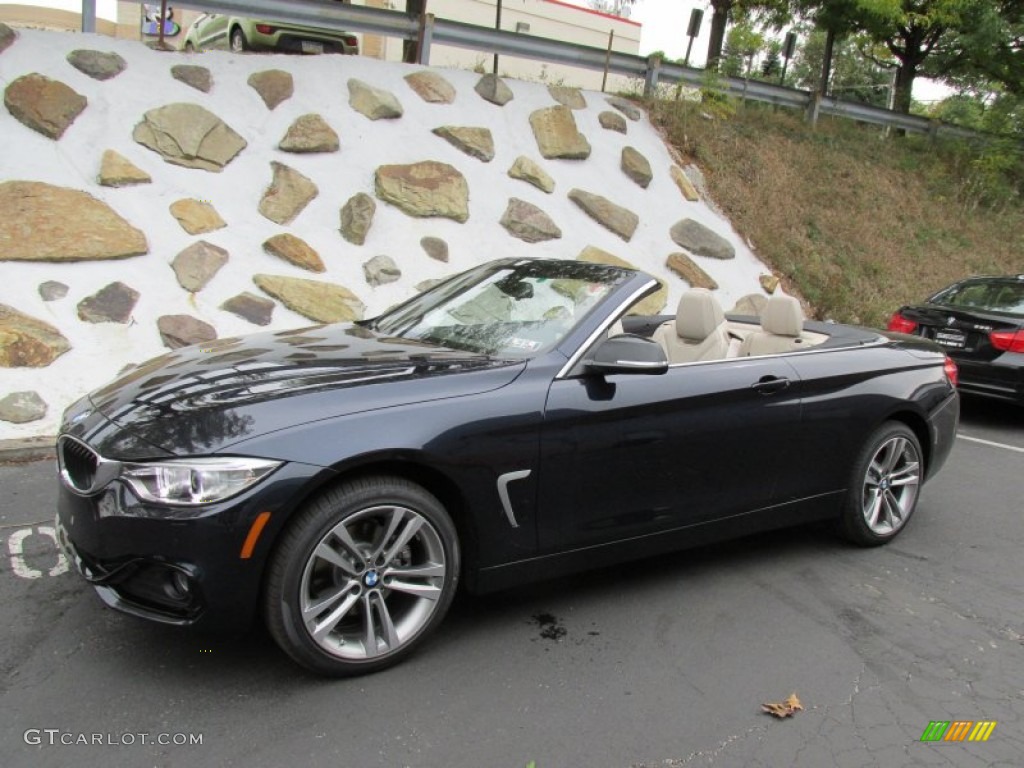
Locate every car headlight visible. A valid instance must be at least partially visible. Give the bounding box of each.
[120,457,282,506]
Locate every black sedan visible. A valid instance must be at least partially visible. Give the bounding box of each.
[888,274,1024,405]
[56,258,959,676]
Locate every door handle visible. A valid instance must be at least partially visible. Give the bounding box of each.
[751,375,791,395]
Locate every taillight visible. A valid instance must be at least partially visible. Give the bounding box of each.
[990,328,1024,353]
[343,35,358,47]
[943,356,959,387]
[887,311,917,334]
[255,24,275,34]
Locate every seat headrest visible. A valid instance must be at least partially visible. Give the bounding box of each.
[676,289,725,341]
[760,295,804,337]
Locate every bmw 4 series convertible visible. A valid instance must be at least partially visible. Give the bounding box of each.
[55,258,959,676]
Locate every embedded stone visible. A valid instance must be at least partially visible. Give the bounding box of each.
[169,198,225,234]
[348,78,403,120]
[133,103,246,171]
[254,274,365,323]
[38,281,69,301]
[279,114,339,153]
[529,106,590,160]
[4,73,87,139]
[248,69,293,110]
[171,241,229,291]
[416,279,444,293]
[548,85,586,109]
[0,304,70,367]
[568,189,638,241]
[375,161,469,222]
[340,193,376,246]
[0,181,147,261]
[507,156,554,194]
[432,126,494,162]
[621,146,652,189]
[171,64,212,93]
[363,255,401,287]
[405,71,455,103]
[500,198,562,243]
[158,315,217,349]
[606,96,642,121]
[77,281,139,323]
[667,253,718,290]
[599,111,627,133]
[258,162,318,225]
[220,292,275,326]
[67,49,126,81]
[0,391,47,423]
[578,246,666,315]
[420,236,448,262]
[670,218,735,260]
[760,274,780,294]
[0,23,15,54]
[98,149,151,187]
[670,165,700,201]
[474,74,513,106]
[263,233,324,273]
[731,294,767,316]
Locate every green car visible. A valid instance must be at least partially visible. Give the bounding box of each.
[183,12,359,55]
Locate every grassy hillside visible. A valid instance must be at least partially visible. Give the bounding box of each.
[649,100,1024,328]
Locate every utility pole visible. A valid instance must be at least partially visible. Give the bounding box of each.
[493,0,503,74]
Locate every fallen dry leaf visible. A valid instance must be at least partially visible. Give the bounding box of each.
[761,692,803,718]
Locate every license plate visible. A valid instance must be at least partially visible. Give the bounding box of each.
[301,41,324,54]
[935,329,966,349]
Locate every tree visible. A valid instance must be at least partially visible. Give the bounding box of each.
[722,20,766,77]
[791,26,894,107]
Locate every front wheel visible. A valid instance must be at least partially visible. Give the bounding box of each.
[838,422,923,546]
[264,476,459,676]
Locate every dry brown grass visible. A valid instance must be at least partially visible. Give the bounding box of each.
[650,100,1024,327]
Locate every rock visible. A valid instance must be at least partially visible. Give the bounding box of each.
[98,149,151,187]
[474,73,513,106]
[220,292,275,326]
[606,96,642,121]
[420,236,448,262]
[171,64,212,93]
[670,218,736,260]
[133,103,246,171]
[171,241,229,291]
[500,198,562,243]
[578,246,667,315]
[667,253,718,290]
[621,146,652,188]
[0,391,47,423]
[340,193,376,246]
[258,162,318,225]
[432,125,494,162]
[0,304,70,367]
[568,189,639,242]
[375,161,469,223]
[169,198,226,234]
[248,69,293,110]
[529,106,590,160]
[405,71,456,103]
[4,73,87,139]
[416,279,444,293]
[760,274,780,294]
[548,85,586,109]
[507,156,554,193]
[38,281,69,301]
[731,294,767,316]
[670,165,700,202]
[348,78,403,120]
[254,274,365,323]
[263,233,324,273]
[0,22,16,54]
[363,255,401,286]
[158,315,217,349]
[66,49,126,81]
[77,281,139,323]
[0,181,147,261]
[279,114,339,153]
[599,111,627,133]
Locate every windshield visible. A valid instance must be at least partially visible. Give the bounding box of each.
[930,278,1024,317]
[372,260,632,357]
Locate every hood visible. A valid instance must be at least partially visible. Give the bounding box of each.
[69,324,524,457]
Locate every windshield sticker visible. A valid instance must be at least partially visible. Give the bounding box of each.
[507,337,543,351]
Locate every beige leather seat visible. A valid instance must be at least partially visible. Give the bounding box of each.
[738,295,805,356]
[653,289,731,363]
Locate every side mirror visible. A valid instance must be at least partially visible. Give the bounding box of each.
[585,335,668,375]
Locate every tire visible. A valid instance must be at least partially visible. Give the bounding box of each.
[264,476,459,676]
[838,421,923,546]
[230,27,248,53]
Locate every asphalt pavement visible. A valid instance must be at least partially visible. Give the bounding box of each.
[1,396,1021,768]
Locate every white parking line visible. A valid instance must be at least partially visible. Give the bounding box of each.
[957,434,1024,454]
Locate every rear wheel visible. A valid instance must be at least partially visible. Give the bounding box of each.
[838,422,923,546]
[184,41,195,53]
[230,27,248,53]
[264,476,459,676]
